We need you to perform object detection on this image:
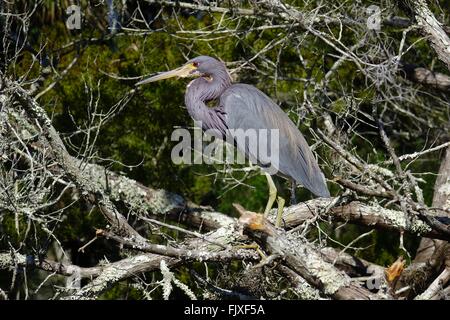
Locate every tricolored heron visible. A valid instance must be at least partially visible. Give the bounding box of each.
[136,56,330,226]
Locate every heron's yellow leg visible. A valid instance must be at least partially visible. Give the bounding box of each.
[275,196,285,227]
[263,173,277,217]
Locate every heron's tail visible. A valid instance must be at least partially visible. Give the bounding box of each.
[308,171,330,198]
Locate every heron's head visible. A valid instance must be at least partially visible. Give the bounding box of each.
[135,56,226,86]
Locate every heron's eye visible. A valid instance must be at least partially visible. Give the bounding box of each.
[192,62,199,68]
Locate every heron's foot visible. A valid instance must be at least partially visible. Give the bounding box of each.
[239,244,282,269]
[251,254,282,269]
[235,242,267,260]
[275,196,285,228]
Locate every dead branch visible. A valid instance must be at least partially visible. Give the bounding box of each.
[399,0,450,71]
[235,204,381,300]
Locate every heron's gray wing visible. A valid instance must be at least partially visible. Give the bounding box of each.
[220,84,330,198]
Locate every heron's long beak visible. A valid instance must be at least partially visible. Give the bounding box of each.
[135,63,197,86]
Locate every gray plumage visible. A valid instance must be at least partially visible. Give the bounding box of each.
[139,55,330,198]
[221,84,330,198]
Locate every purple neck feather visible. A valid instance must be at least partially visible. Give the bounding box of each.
[185,68,231,123]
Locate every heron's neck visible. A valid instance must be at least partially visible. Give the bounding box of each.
[185,71,231,122]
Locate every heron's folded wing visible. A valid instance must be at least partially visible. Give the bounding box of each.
[220,84,330,198]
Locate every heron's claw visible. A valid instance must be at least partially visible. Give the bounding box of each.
[235,242,267,260]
